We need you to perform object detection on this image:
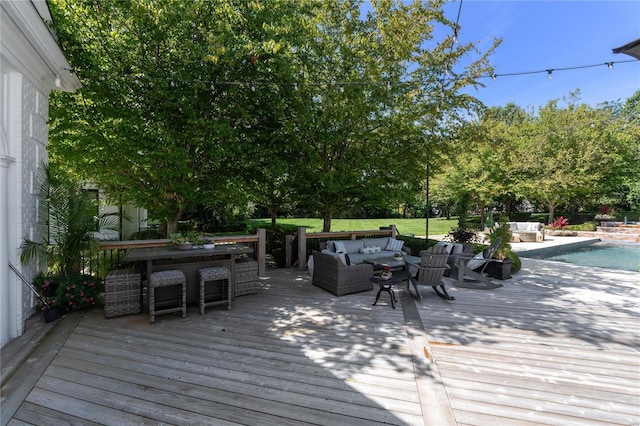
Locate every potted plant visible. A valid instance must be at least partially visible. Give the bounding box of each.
[485,224,514,280]
[170,233,194,250]
[19,164,113,319]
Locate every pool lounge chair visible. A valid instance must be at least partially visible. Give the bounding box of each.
[455,238,504,290]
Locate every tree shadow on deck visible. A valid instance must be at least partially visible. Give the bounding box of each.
[6,268,437,425]
[413,257,640,350]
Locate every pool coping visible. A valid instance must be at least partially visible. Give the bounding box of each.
[514,236,602,258]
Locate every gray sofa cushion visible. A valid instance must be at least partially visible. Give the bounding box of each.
[327,239,364,254]
[326,237,409,265]
[363,237,389,249]
[348,251,396,265]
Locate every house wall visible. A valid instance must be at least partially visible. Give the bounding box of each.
[1,0,80,348]
[1,56,51,347]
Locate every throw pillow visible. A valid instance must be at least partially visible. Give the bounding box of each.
[337,252,349,266]
[372,245,381,253]
[334,240,347,253]
[435,242,454,255]
[308,255,314,277]
[321,249,348,266]
[450,244,463,254]
[385,238,404,252]
[466,252,486,271]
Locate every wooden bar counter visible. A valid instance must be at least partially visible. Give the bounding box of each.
[124,244,253,303]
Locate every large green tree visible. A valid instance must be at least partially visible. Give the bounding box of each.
[518,93,632,222]
[48,0,312,234]
[48,0,497,234]
[287,0,497,231]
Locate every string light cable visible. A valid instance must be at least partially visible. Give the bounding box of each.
[85,57,638,93]
[482,59,633,81]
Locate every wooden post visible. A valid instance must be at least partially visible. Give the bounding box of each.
[391,224,397,238]
[298,227,307,271]
[257,228,266,277]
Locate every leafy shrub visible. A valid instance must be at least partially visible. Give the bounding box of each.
[445,227,480,244]
[246,223,298,267]
[33,273,103,312]
[508,251,522,274]
[550,216,569,230]
[397,236,439,255]
[487,224,513,260]
[129,229,164,240]
[566,223,596,231]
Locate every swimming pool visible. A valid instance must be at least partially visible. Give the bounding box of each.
[524,241,640,272]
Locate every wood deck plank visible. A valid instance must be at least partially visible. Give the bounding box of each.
[3,257,639,426]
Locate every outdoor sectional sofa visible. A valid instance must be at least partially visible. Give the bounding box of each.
[310,237,410,296]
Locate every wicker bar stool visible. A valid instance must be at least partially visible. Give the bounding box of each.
[148,270,187,324]
[198,266,232,314]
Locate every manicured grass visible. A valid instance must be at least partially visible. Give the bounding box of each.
[247,217,458,237]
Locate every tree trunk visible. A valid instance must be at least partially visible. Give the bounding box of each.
[548,203,556,224]
[166,219,178,236]
[322,210,332,232]
[166,211,184,237]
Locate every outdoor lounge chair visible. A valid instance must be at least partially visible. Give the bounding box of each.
[407,246,455,300]
[455,238,504,290]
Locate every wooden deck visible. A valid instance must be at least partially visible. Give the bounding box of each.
[2,258,639,425]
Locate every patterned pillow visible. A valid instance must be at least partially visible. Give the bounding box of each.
[372,245,381,253]
[385,238,404,252]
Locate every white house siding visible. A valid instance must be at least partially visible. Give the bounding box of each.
[1,0,80,347]
[19,78,50,322]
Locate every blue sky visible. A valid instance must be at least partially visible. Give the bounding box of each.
[444,0,640,109]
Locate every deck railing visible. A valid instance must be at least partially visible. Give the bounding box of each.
[288,225,398,270]
[95,228,266,280]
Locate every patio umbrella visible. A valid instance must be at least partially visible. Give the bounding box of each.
[612,37,640,60]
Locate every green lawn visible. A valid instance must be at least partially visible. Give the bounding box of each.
[248,217,458,237]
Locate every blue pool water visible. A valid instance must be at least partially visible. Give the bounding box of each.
[527,241,640,272]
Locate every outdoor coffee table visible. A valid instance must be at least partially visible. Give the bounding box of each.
[370,274,404,309]
[364,255,422,299]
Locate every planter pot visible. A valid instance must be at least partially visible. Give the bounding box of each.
[175,243,193,251]
[547,230,578,237]
[486,259,512,280]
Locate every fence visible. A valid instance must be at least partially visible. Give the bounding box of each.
[287,225,398,270]
[95,229,266,280]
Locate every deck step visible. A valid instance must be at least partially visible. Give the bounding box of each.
[1,313,56,387]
